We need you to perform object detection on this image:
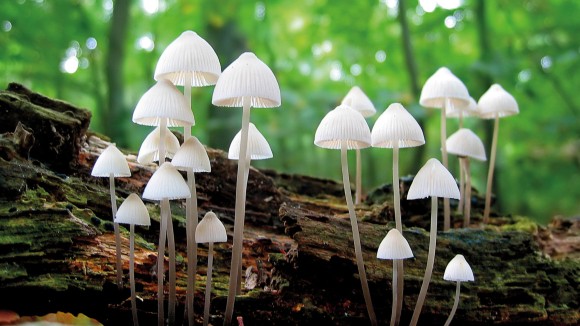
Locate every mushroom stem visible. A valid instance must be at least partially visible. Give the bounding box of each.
[166,199,177,325]
[203,242,215,326]
[410,196,438,326]
[442,99,450,231]
[457,158,465,214]
[186,170,199,326]
[355,148,362,205]
[458,109,464,129]
[183,77,192,141]
[340,140,377,326]
[393,143,402,230]
[109,173,123,289]
[157,199,168,326]
[443,281,462,326]
[129,224,139,326]
[224,97,252,326]
[236,153,252,295]
[392,142,404,325]
[464,158,472,227]
[483,114,499,224]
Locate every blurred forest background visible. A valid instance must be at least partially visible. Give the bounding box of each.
[0,0,578,224]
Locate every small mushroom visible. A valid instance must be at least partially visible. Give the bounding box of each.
[315,104,377,326]
[195,211,227,326]
[136,125,180,165]
[407,158,460,326]
[91,144,131,289]
[477,84,519,224]
[443,254,475,326]
[116,193,151,326]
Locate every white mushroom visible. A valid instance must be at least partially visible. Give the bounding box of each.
[443,254,475,326]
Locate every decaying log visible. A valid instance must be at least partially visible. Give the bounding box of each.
[0,83,578,325]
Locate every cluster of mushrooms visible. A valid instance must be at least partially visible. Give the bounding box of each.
[90,30,518,326]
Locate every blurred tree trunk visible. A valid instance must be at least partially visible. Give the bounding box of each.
[104,0,131,144]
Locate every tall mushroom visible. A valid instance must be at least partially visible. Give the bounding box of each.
[314,104,377,326]
[419,67,470,231]
[376,228,414,326]
[115,193,151,326]
[407,158,460,326]
[341,86,376,204]
[212,52,281,325]
[133,78,193,325]
[136,125,181,165]
[446,128,486,227]
[195,211,228,326]
[443,254,475,326]
[371,102,424,325]
[478,84,519,224]
[154,32,221,326]
[91,144,131,289]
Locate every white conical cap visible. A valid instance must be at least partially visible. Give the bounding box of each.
[446,96,479,118]
[314,104,371,150]
[407,158,460,200]
[195,211,227,243]
[446,128,487,161]
[137,126,181,164]
[91,144,131,177]
[133,79,195,127]
[377,229,414,260]
[444,254,475,282]
[228,123,273,160]
[212,52,281,108]
[477,84,519,119]
[142,162,190,200]
[341,86,376,118]
[371,103,425,148]
[154,31,221,87]
[172,137,211,172]
[419,67,470,109]
[115,193,151,226]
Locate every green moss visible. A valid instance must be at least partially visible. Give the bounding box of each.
[500,216,539,233]
[0,262,27,281]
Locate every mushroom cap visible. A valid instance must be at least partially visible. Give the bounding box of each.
[137,126,181,164]
[419,67,470,109]
[446,96,479,118]
[341,86,376,118]
[377,229,414,260]
[154,30,221,87]
[444,254,475,282]
[407,158,460,200]
[172,137,211,172]
[371,103,425,148]
[446,128,487,161]
[212,52,281,108]
[115,193,151,226]
[132,79,195,127]
[91,144,131,177]
[142,162,191,200]
[477,84,519,119]
[228,123,273,160]
[195,211,227,243]
[314,104,371,150]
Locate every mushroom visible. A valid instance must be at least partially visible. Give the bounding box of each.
[376,228,414,326]
[446,128,486,227]
[443,254,475,326]
[115,193,151,326]
[477,84,519,224]
[371,102,424,325]
[407,158,460,326]
[315,104,377,326]
[420,67,470,231]
[195,211,227,326]
[212,52,281,325]
[133,78,193,325]
[136,125,180,165]
[91,144,131,289]
[341,86,376,204]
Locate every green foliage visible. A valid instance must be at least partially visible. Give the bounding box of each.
[0,0,578,223]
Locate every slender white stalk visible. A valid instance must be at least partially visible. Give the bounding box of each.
[109,174,123,289]
[389,260,398,326]
[236,152,251,296]
[224,97,252,325]
[129,224,139,326]
[395,260,404,325]
[410,196,438,326]
[457,158,465,215]
[355,148,362,205]
[483,115,499,224]
[444,282,462,326]
[458,110,464,129]
[157,118,168,326]
[186,170,198,326]
[184,77,192,141]
[341,141,377,326]
[442,99,450,231]
[393,144,401,230]
[166,200,177,325]
[392,143,404,325]
[464,158,472,227]
[203,242,215,326]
